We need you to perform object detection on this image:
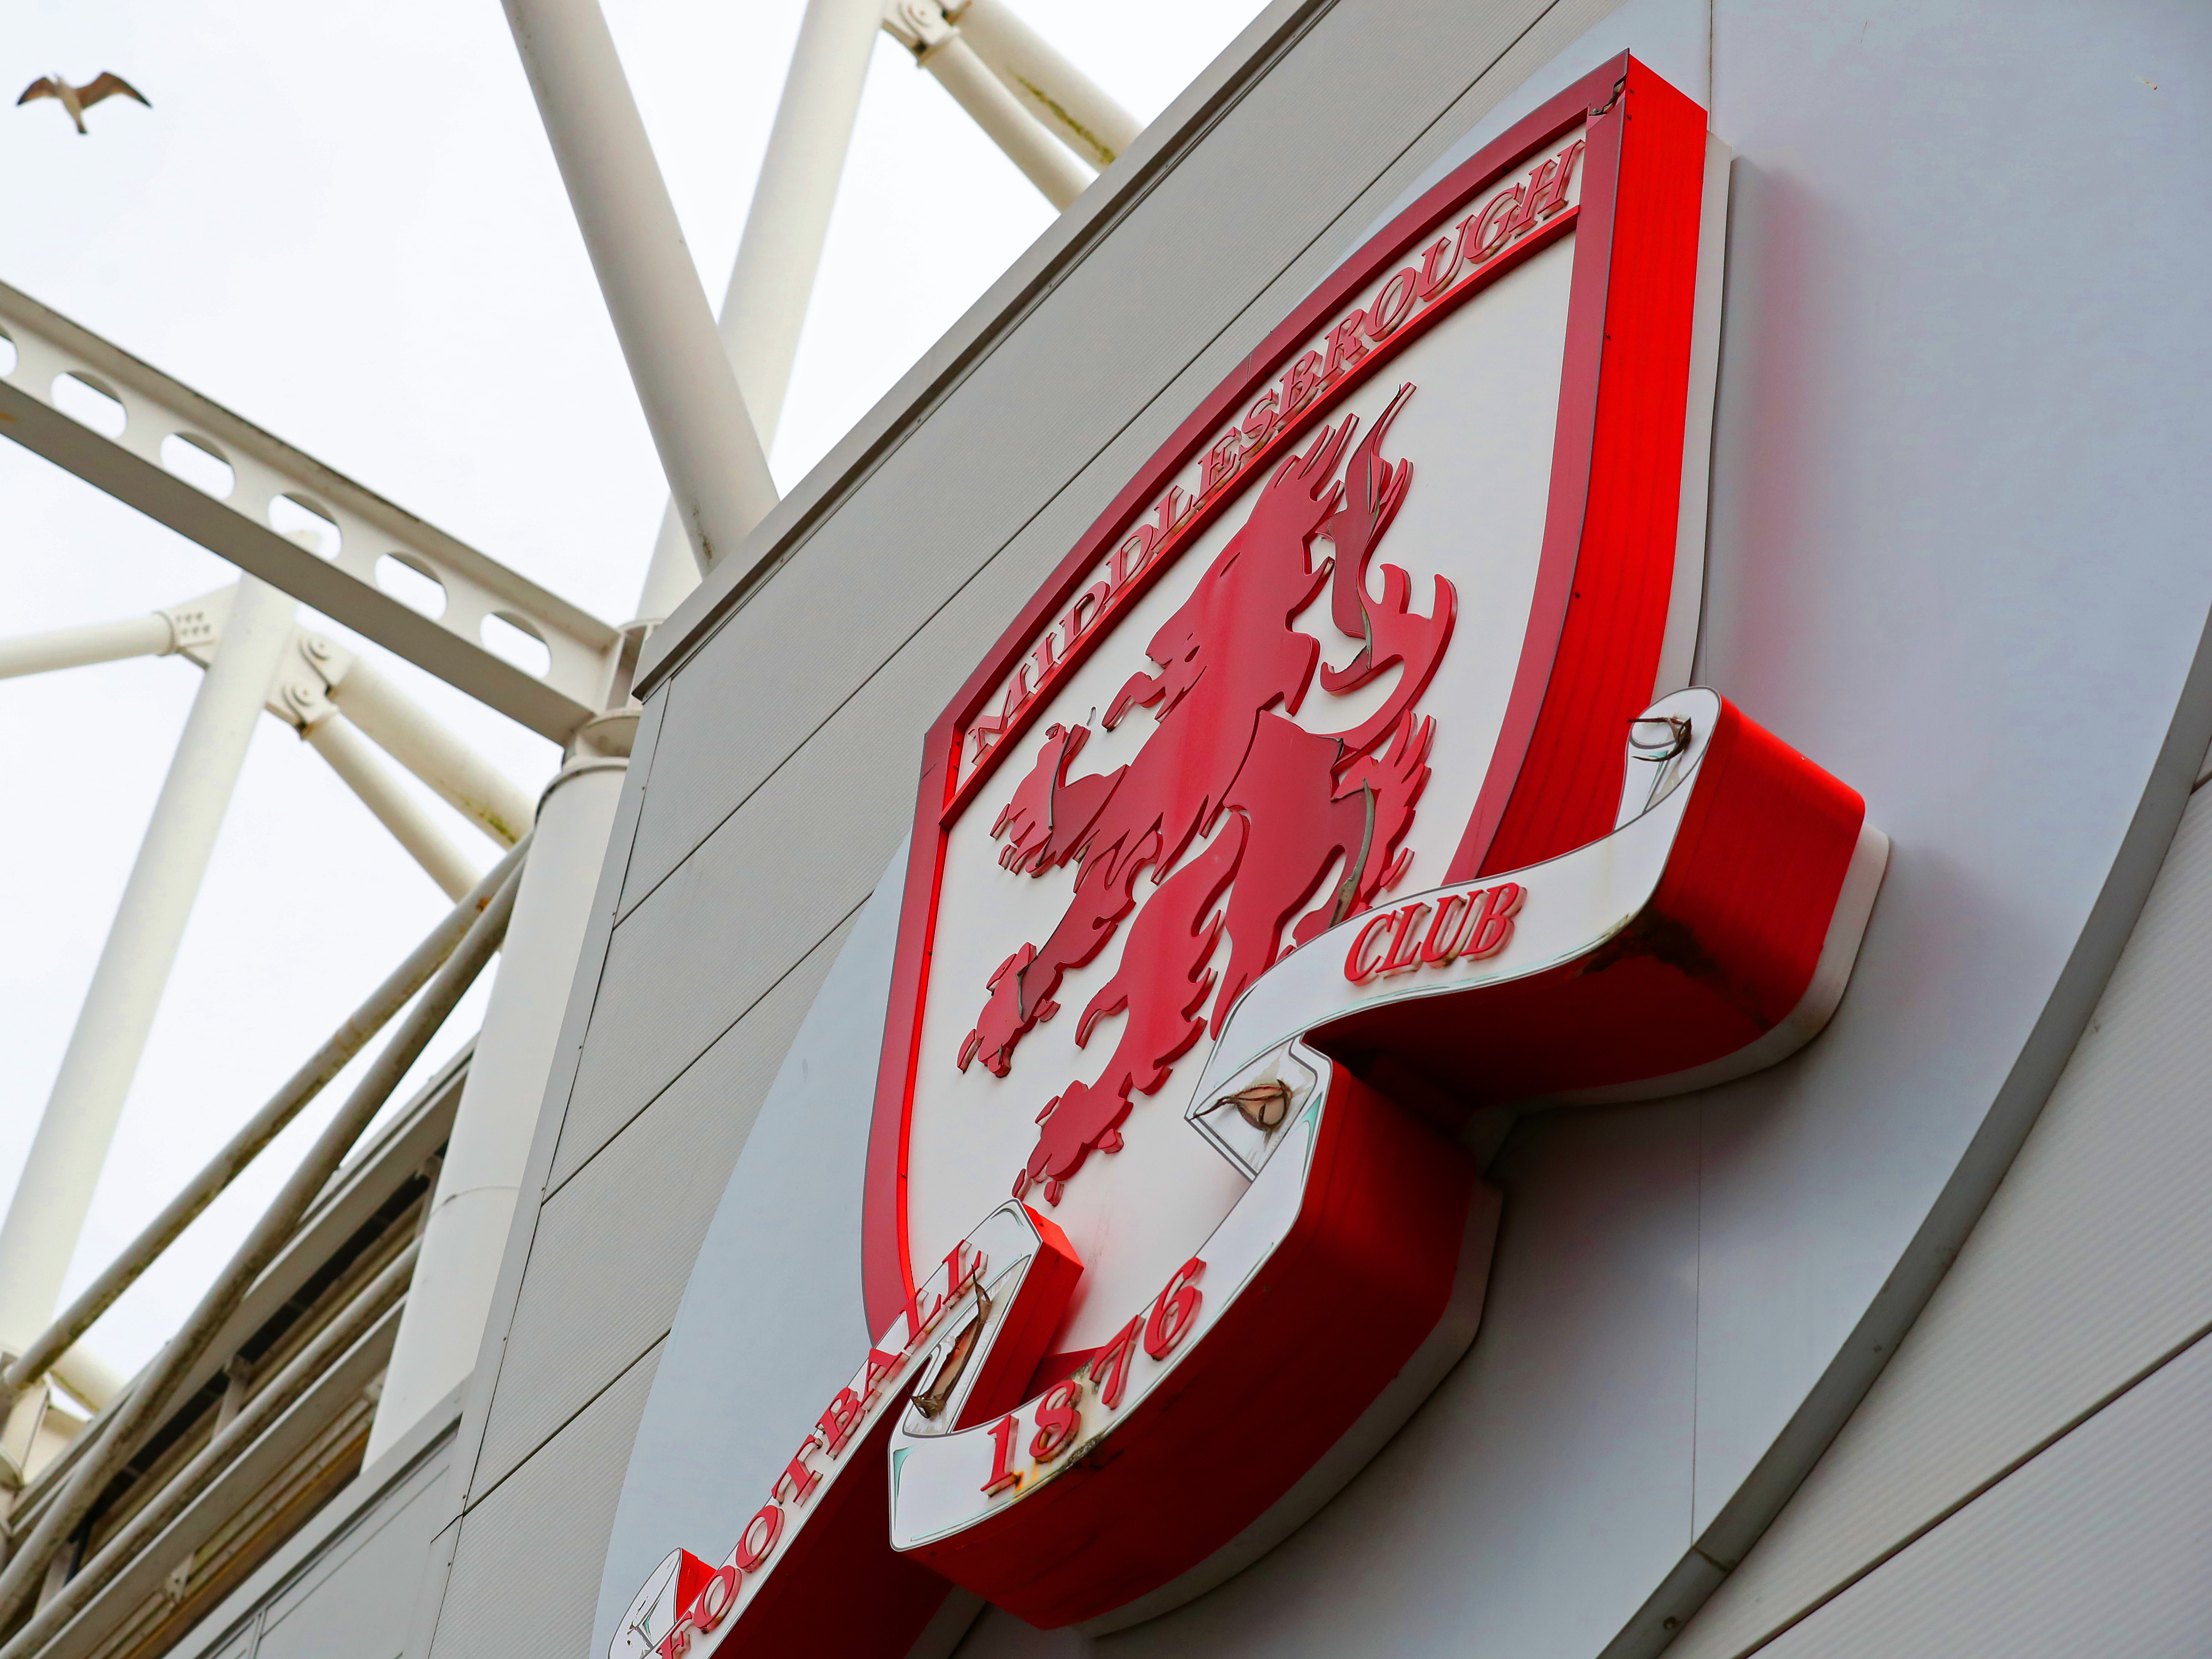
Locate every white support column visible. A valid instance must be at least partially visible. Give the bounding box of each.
[948,0,1140,169]
[363,756,625,1464]
[501,0,779,581]
[0,614,173,682]
[724,0,881,457]
[632,0,880,623]
[0,577,297,1355]
[927,34,1091,207]
[304,715,482,900]
[327,657,538,849]
[885,0,1092,209]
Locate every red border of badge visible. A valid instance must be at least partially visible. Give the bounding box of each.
[865,54,1710,1332]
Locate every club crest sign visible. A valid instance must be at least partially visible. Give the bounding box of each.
[616,54,1888,1659]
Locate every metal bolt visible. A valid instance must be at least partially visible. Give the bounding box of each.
[304,637,332,661]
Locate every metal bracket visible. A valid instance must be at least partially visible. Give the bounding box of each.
[882,0,959,61]
[155,584,354,734]
[0,279,623,741]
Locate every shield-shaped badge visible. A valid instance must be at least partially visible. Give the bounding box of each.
[617,52,1888,1659]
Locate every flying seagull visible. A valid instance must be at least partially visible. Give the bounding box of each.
[17,73,151,135]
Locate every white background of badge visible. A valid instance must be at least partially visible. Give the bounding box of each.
[906,236,1576,1351]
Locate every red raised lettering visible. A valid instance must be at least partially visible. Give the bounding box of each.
[691,1566,739,1632]
[1468,186,1523,263]
[1461,882,1525,960]
[1241,388,1281,448]
[1280,350,1323,413]
[982,1413,1021,1496]
[1029,1377,1084,1462]
[1510,140,1584,236]
[1202,432,1242,497]
[656,1619,696,1659]
[1322,311,1370,380]
[772,1436,822,1505]
[1144,1258,1206,1360]
[1416,227,1464,300]
[968,675,1029,766]
[1111,526,1157,591]
[900,1240,974,1347]
[1344,910,1397,983]
[1378,902,1431,975]
[900,1282,943,1350]
[816,1388,864,1454]
[733,1504,784,1572]
[913,1242,969,1342]
[1364,267,1419,340]
[860,1347,902,1403]
[1087,1316,1143,1409]
[1418,893,1471,965]
[1029,629,1059,689]
[1063,580,1111,647]
[1153,485,1193,543]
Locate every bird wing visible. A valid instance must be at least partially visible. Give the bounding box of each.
[78,73,151,109]
[16,78,59,106]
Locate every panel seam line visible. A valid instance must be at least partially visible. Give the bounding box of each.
[543,892,872,1203]
[460,1335,668,1519]
[1719,1312,2212,1659]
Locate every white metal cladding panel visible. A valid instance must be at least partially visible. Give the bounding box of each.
[1669,782,2212,1659]
[616,0,1636,916]
[155,1422,455,1659]
[546,896,855,1191]
[474,913,861,1493]
[1752,1332,2212,1659]
[253,1448,454,1659]
[429,1344,661,1659]
[567,699,915,1142]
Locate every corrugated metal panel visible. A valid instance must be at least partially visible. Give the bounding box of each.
[618,0,1634,916]
[1756,1332,2212,1658]
[1671,783,2212,1658]
[428,1344,661,1659]
[473,914,859,1491]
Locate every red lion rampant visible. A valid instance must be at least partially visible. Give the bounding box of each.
[960,384,1455,1203]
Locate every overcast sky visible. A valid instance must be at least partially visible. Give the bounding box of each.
[0,0,1267,1387]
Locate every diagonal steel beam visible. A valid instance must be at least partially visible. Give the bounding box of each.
[0,280,621,741]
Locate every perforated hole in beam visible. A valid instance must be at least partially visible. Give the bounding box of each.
[480,612,550,678]
[269,493,341,559]
[0,329,16,377]
[376,553,447,618]
[51,372,126,437]
[160,432,235,499]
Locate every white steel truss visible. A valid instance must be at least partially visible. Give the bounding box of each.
[0,280,626,742]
